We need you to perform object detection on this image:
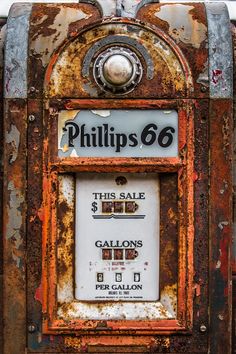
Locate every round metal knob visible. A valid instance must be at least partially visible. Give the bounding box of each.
[93,47,143,94]
[103,54,133,86]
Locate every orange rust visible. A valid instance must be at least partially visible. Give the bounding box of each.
[42,99,194,335]
[44,52,59,86]
[44,18,192,99]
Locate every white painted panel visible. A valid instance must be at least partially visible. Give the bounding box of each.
[75,173,159,302]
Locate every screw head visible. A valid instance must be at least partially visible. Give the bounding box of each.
[28,324,36,333]
[201,86,207,93]
[199,324,207,333]
[29,86,36,94]
[28,115,35,122]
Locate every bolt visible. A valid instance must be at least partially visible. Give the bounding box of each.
[28,324,36,333]
[199,324,207,333]
[201,86,207,93]
[28,115,35,122]
[29,86,36,93]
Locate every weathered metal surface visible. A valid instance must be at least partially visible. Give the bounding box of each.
[45,20,191,99]
[93,0,116,17]
[117,0,158,18]
[57,174,74,305]
[0,18,6,354]
[205,3,233,99]
[137,3,208,97]
[192,100,209,350]
[3,99,27,354]
[0,2,232,353]
[4,3,32,99]
[209,99,233,354]
[39,99,194,353]
[29,3,102,98]
[232,19,236,353]
[27,99,44,352]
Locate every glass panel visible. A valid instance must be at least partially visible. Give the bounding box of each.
[58,109,178,157]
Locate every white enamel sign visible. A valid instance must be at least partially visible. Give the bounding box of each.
[75,173,160,301]
[58,109,178,157]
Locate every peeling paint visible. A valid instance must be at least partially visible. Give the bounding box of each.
[91,110,111,117]
[119,0,141,18]
[97,0,116,17]
[6,181,24,269]
[155,4,207,49]
[218,221,229,230]
[58,109,77,151]
[4,3,32,98]
[58,300,174,320]
[197,59,209,87]
[46,22,189,98]
[5,124,20,163]
[160,284,177,317]
[31,7,91,66]
[206,2,233,98]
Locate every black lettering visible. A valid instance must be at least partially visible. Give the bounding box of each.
[81,124,91,147]
[137,240,143,247]
[91,127,97,147]
[141,123,157,146]
[158,126,175,148]
[98,126,103,147]
[110,127,115,147]
[128,133,138,147]
[116,134,127,152]
[65,122,80,147]
[103,124,109,147]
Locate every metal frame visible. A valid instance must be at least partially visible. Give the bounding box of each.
[41,99,195,336]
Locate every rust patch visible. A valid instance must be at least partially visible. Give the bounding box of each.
[137,3,208,98]
[57,174,75,304]
[161,284,177,317]
[45,20,191,99]
[29,3,101,97]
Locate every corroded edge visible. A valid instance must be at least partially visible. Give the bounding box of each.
[205,2,233,99]
[4,3,32,99]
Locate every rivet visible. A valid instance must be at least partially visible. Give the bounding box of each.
[28,324,36,333]
[29,86,36,93]
[199,324,207,333]
[201,86,207,93]
[28,115,35,122]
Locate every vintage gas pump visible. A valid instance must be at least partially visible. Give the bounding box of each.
[3,1,233,353]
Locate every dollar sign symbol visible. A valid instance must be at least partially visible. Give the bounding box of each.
[91,201,98,213]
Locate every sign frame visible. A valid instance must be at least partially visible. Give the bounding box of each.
[41,99,194,335]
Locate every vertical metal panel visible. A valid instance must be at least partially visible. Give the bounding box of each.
[3,99,27,354]
[4,3,31,99]
[206,3,233,99]
[232,18,236,353]
[27,99,44,351]
[209,99,233,353]
[0,17,6,354]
